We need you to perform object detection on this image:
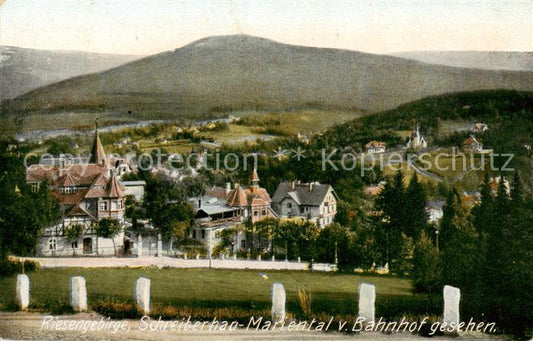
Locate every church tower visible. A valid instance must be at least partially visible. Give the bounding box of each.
[89,118,107,165]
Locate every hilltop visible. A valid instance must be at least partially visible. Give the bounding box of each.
[0,46,142,100]
[2,35,532,126]
[392,51,533,71]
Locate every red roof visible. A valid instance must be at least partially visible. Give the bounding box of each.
[365,140,386,148]
[463,137,481,146]
[227,184,248,207]
[26,164,105,185]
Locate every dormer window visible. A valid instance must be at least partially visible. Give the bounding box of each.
[61,186,77,194]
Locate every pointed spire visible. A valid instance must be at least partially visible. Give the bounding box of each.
[89,117,106,165]
[108,172,125,198]
[250,167,259,187]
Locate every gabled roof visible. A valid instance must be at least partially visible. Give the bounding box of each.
[51,188,89,205]
[26,164,105,185]
[66,204,95,220]
[365,140,386,148]
[227,184,248,207]
[57,172,80,187]
[272,181,336,206]
[463,136,482,146]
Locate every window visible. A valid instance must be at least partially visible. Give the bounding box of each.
[99,201,108,211]
[287,202,292,209]
[262,210,266,216]
[201,230,206,239]
[193,230,197,239]
[49,238,56,250]
[241,240,246,249]
[31,182,39,192]
[71,241,78,249]
[254,211,258,216]
[117,200,123,209]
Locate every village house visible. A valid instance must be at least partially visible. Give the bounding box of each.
[190,169,277,252]
[363,181,386,196]
[272,181,337,227]
[365,140,386,154]
[472,122,489,133]
[463,136,484,153]
[25,127,145,256]
[489,176,511,195]
[426,199,445,223]
[406,123,428,150]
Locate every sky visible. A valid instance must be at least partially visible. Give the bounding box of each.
[1,0,532,55]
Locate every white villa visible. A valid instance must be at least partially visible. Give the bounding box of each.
[272,181,337,227]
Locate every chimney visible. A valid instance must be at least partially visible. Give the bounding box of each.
[198,198,202,208]
[290,181,295,191]
[308,182,313,192]
[225,182,231,195]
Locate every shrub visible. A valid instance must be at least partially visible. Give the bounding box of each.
[297,288,312,317]
[0,259,39,277]
[92,300,141,319]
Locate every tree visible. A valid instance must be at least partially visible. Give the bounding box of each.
[316,223,349,265]
[96,218,122,256]
[374,169,411,274]
[412,231,440,293]
[405,173,428,239]
[64,224,84,255]
[0,173,60,259]
[480,172,533,337]
[472,172,494,236]
[253,218,278,254]
[439,189,481,292]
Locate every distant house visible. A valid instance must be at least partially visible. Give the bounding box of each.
[272,181,337,227]
[426,200,445,223]
[462,191,481,207]
[363,181,386,196]
[489,176,510,195]
[472,122,489,133]
[463,136,483,153]
[406,123,427,150]
[365,140,386,154]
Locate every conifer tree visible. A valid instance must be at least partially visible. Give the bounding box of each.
[439,188,480,291]
[405,172,428,238]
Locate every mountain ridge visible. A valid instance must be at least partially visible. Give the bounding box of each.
[2,35,533,118]
[0,45,143,100]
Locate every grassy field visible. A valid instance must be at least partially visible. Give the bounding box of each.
[235,110,365,135]
[0,268,438,318]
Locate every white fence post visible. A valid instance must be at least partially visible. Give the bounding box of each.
[135,277,151,314]
[137,235,143,257]
[358,283,375,323]
[70,276,87,312]
[16,274,30,310]
[443,285,460,330]
[271,282,286,323]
